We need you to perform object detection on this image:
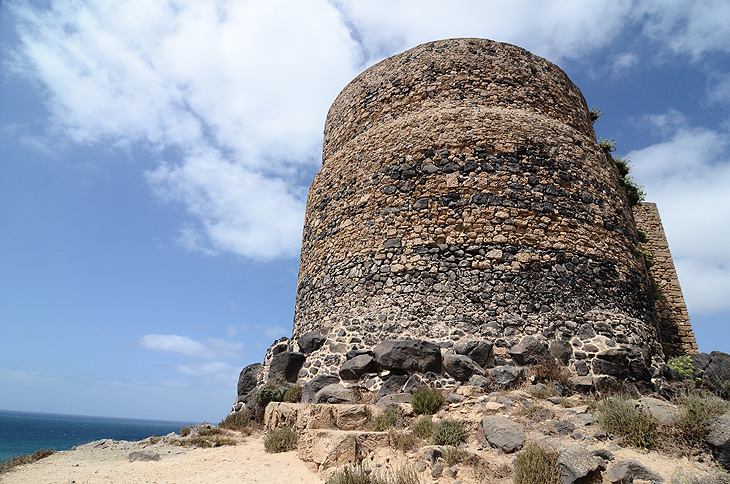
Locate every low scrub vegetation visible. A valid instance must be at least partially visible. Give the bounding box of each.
[326,463,421,484]
[670,467,730,484]
[432,419,467,446]
[410,387,444,415]
[411,415,433,439]
[0,449,55,474]
[264,426,297,453]
[443,446,469,466]
[530,357,572,388]
[372,407,401,431]
[219,409,254,434]
[598,394,657,449]
[513,443,561,484]
[673,393,729,447]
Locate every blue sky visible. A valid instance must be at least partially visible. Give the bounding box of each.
[1,0,729,423]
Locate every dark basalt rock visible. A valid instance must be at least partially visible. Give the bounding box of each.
[549,340,573,365]
[443,353,486,382]
[315,384,357,404]
[707,410,730,470]
[704,351,730,395]
[269,351,306,383]
[339,354,377,380]
[298,327,330,354]
[605,460,663,483]
[301,374,341,403]
[375,372,410,401]
[237,363,263,397]
[508,336,549,365]
[489,365,524,389]
[453,339,493,367]
[482,415,525,453]
[374,338,442,373]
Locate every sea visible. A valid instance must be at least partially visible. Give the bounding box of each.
[0,409,195,462]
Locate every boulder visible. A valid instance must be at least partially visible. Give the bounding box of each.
[237,363,263,397]
[373,339,442,373]
[690,352,711,372]
[592,349,630,378]
[489,365,524,389]
[481,415,525,453]
[375,372,410,401]
[302,374,341,403]
[570,376,595,393]
[298,429,390,469]
[376,393,412,409]
[297,328,329,354]
[508,336,549,365]
[443,353,486,382]
[704,351,730,394]
[128,451,160,462]
[269,351,306,383]
[453,340,494,367]
[549,340,573,365]
[468,374,492,390]
[315,384,357,404]
[706,410,730,470]
[635,397,678,425]
[606,460,663,483]
[339,354,376,380]
[557,444,600,484]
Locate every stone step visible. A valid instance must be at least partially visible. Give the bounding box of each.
[265,402,375,431]
[297,429,392,469]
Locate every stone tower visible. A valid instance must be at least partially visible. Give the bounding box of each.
[288,38,692,385]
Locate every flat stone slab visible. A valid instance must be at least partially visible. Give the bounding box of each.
[297,429,391,469]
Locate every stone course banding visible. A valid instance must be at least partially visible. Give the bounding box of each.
[290,38,666,383]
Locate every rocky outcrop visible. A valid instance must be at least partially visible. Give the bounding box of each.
[442,353,486,382]
[237,363,263,397]
[373,339,441,373]
[269,352,306,383]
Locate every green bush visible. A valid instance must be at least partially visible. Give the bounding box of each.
[668,356,700,382]
[411,387,444,415]
[264,427,297,453]
[432,419,467,446]
[0,449,55,474]
[443,446,469,466]
[599,137,616,152]
[673,393,729,446]
[396,431,420,453]
[219,409,254,432]
[284,384,303,402]
[326,463,421,484]
[411,415,434,439]
[373,407,401,431]
[255,378,290,407]
[528,385,559,399]
[513,443,561,484]
[598,394,657,449]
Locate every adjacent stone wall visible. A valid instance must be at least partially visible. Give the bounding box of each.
[633,202,698,355]
[290,38,665,381]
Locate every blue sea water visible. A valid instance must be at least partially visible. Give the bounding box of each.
[0,410,195,462]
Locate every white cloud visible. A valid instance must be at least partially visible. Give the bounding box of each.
[139,334,244,359]
[176,361,238,381]
[628,115,730,313]
[261,325,289,340]
[11,0,730,263]
[611,52,639,76]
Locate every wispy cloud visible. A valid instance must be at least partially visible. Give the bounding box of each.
[628,114,730,313]
[139,334,243,360]
[176,361,239,382]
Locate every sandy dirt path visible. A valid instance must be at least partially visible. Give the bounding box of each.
[1,436,324,484]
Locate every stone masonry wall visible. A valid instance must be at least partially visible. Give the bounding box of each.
[633,202,698,355]
[290,38,665,383]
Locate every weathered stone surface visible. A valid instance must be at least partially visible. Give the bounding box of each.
[443,353,486,382]
[334,404,372,430]
[297,328,329,354]
[375,372,410,401]
[289,38,673,384]
[454,340,494,367]
[509,336,549,365]
[706,410,730,470]
[339,354,376,380]
[704,351,730,394]
[269,352,306,383]
[489,366,524,389]
[373,339,441,373]
[468,374,492,390]
[298,430,391,469]
[128,451,160,462]
[606,460,663,483]
[237,363,263,397]
[690,352,711,372]
[635,397,678,425]
[302,374,340,403]
[557,444,599,484]
[570,376,595,393]
[315,384,357,404]
[481,415,525,453]
[376,393,412,409]
[549,340,573,365]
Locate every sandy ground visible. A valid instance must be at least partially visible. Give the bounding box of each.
[0,436,324,484]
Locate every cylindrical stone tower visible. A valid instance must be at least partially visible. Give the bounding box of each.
[292,38,663,382]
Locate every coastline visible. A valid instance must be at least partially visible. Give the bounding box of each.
[0,433,324,484]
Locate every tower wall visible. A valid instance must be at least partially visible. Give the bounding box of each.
[292,38,664,380]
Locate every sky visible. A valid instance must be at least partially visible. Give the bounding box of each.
[1,0,729,423]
